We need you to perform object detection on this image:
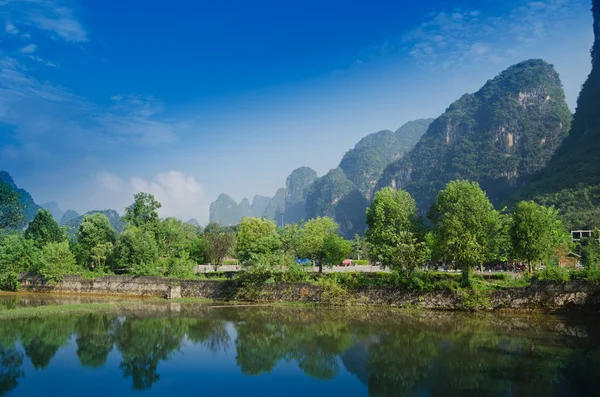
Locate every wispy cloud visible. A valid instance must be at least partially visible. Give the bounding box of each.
[402,0,590,70]
[2,0,87,43]
[18,43,37,53]
[0,0,186,162]
[5,21,19,34]
[98,171,210,224]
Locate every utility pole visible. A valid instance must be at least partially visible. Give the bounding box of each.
[281,214,284,227]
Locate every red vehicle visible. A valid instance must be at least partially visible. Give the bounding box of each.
[340,260,353,267]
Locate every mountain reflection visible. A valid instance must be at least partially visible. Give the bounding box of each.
[0,305,599,396]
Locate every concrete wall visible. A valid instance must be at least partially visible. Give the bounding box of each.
[16,273,600,311]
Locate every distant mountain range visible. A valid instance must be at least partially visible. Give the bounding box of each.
[210,57,577,235]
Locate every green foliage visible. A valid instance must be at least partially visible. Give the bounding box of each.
[429,180,501,285]
[323,234,351,266]
[317,277,350,305]
[579,234,600,270]
[123,192,161,229]
[112,227,159,274]
[297,217,340,273]
[510,201,566,275]
[38,241,76,284]
[366,187,426,272]
[533,265,571,283]
[76,213,117,270]
[278,222,303,256]
[188,237,208,264]
[24,209,65,248]
[204,230,236,270]
[0,233,39,273]
[0,271,19,292]
[0,182,25,230]
[236,218,280,265]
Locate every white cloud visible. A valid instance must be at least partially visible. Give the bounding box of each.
[18,43,37,53]
[99,171,210,224]
[5,21,19,34]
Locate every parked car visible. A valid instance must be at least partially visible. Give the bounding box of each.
[340,259,353,267]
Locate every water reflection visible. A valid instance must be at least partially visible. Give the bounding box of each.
[0,301,599,396]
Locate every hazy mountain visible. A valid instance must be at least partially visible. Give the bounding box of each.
[63,209,125,235]
[508,2,600,229]
[283,167,318,224]
[59,210,80,226]
[186,218,201,227]
[0,171,41,225]
[377,59,572,212]
[262,188,286,225]
[251,195,271,218]
[41,202,64,223]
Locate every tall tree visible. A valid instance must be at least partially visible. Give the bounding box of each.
[365,187,426,272]
[123,193,161,229]
[297,217,340,273]
[429,180,501,285]
[112,227,159,275]
[24,209,64,248]
[510,201,566,276]
[323,234,351,267]
[204,231,236,271]
[76,213,117,270]
[0,183,25,231]
[236,217,280,265]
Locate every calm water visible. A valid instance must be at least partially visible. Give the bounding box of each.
[0,295,599,396]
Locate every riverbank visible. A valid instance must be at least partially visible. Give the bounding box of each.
[12,272,600,312]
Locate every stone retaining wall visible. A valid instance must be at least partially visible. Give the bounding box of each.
[16,273,600,311]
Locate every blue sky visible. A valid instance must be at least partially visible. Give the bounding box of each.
[0,0,594,224]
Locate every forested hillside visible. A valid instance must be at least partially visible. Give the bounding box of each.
[0,171,40,225]
[339,119,433,199]
[508,2,600,229]
[376,60,572,212]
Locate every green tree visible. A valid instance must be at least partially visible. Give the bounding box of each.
[580,230,600,270]
[112,227,159,275]
[187,237,208,264]
[510,201,566,276]
[429,180,501,285]
[123,193,161,229]
[24,209,64,248]
[0,233,40,274]
[350,234,364,260]
[365,187,426,273]
[39,241,77,284]
[297,217,340,273]
[323,234,351,266]
[0,183,25,231]
[76,213,117,270]
[236,218,280,265]
[204,231,236,271]
[278,222,303,256]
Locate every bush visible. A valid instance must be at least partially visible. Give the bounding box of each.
[0,272,19,292]
[533,265,570,282]
[352,260,369,266]
[39,241,77,284]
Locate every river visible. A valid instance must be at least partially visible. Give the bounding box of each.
[0,294,598,396]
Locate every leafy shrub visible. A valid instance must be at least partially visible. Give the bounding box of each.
[39,241,77,284]
[352,260,369,266]
[0,272,19,292]
[317,277,350,305]
[533,265,570,282]
[223,259,239,266]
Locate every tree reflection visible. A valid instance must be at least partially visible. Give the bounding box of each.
[75,314,116,368]
[0,347,23,395]
[114,318,186,390]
